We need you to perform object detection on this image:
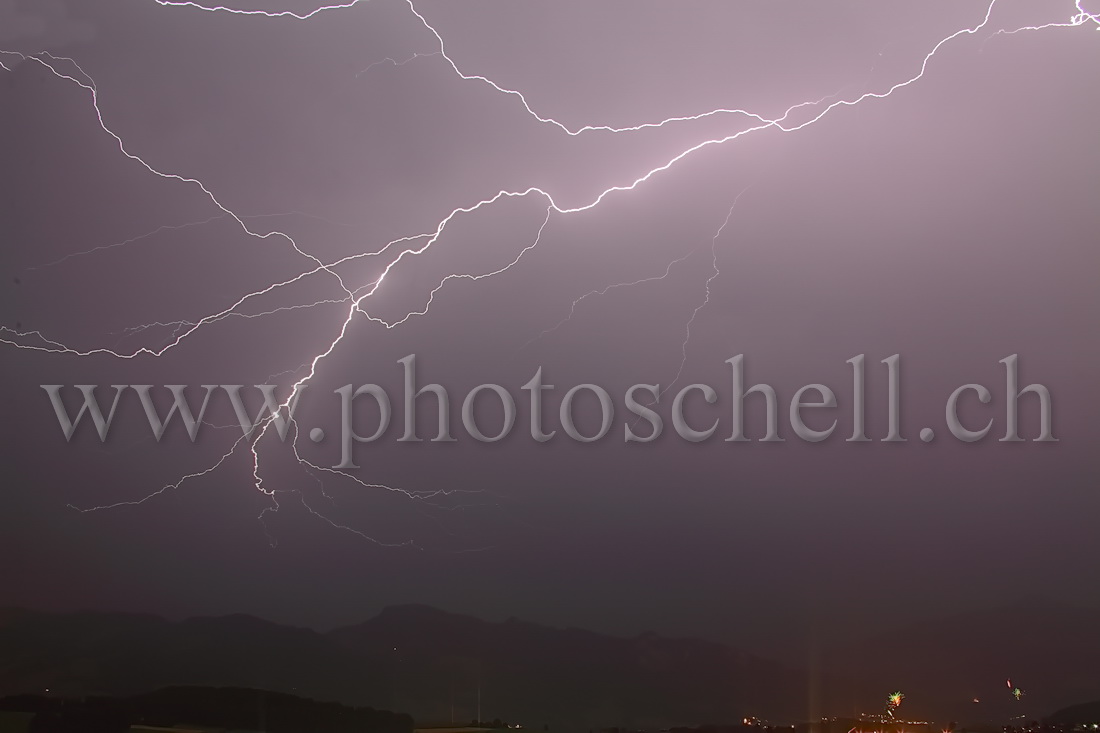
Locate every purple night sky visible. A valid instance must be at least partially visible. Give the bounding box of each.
[1,0,1098,672]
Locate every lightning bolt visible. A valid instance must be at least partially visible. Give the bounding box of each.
[525,250,696,348]
[2,0,1096,547]
[357,51,440,77]
[660,186,751,401]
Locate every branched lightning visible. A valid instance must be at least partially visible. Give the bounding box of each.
[659,186,751,401]
[26,214,229,272]
[357,51,440,77]
[151,0,369,20]
[525,250,696,348]
[24,210,354,273]
[2,0,1096,547]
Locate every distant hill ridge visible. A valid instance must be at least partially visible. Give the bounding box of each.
[0,604,798,730]
[0,685,413,733]
[1,601,1098,728]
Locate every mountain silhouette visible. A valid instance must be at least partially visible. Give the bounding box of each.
[0,605,798,730]
[2,601,1098,729]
